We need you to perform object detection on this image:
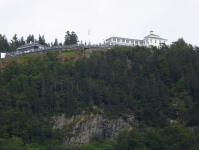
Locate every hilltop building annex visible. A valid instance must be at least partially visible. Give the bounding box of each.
[105,31,168,47]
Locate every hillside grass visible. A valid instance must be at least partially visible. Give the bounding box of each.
[61,51,78,55]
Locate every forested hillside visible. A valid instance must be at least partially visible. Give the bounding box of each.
[1,38,199,149]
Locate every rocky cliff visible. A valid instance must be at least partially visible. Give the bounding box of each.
[51,111,134,147]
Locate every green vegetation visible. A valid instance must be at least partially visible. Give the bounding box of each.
[58,126,199,150]
[62,51,78,55]
[0,38,199,149]
[0,31,79,51]
[1,125,199,150]
[64,31,79,46]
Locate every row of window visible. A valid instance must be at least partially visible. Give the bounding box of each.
[110,38,165,45]
[146,39,165,44]
[112,38,143,44]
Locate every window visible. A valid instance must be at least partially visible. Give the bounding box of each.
[131,40,134,44]
[122,39,125,42]
[135,41,138,44]
[155,40,157,43]
[113,38,116,41]
[159,40,161,43]
[140,42,143,45]
[151,39,152,43]
[117,39,120,42]
[126,40,129,43]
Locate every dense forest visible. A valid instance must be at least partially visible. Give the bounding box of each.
[1,38,199,149]
[0,31,78,51]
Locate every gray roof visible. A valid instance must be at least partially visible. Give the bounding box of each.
[16,43,44,51]
[144,34,167,40]
[144,36,168,40]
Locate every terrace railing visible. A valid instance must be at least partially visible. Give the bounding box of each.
[4,44,112,58]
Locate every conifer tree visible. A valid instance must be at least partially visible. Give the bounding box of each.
[64,31,78,45]
[0,34,9,51]
[70,31,78,44]
[26,34,34,43]
[64,31,70,45]
[158,55,171,86]
[53,38,58,46]
[38,34,46,45]
[20,36,25,45]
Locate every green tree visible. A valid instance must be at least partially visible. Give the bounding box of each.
[0,136,23,150]
[117,130,128,150]
[20,36,25,45]
[81,143,97,150]
[144,130,162,150]
[10,34,20,50]
[70,31,78,45]
[26,34,34,43]
[64,31,78,45]
[163,144,180,150]
[0,124,9,139]
[53,38,58,46]
[158,55,171,85]
[38,34,46,45]
[64,31,70,45]
[0,34,9,51]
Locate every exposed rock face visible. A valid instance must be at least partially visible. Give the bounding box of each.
[51,113,134,147]
[170,119,178,125]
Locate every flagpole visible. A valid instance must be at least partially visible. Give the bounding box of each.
[88,28,90,45]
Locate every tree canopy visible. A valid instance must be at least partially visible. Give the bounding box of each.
[0,38,199,149]
[0,31,79,51]
[64,31,78,45]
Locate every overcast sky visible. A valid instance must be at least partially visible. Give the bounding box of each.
[1,0,199,46]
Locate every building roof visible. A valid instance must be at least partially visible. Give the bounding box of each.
[105,32,168,42]
[16,42,44,51]
[144,36,168,40]
[144,33,167,40]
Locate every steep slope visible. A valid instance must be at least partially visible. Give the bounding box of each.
[51,109,134,147]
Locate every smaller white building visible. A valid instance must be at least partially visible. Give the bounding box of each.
[144,31,167,47]
[105,31,167,47]
[0,52,6,58]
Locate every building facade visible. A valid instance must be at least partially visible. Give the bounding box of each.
[105,31,167,47]
[0,52,6,58]
[0,42,45,58]
[16,41,45,53]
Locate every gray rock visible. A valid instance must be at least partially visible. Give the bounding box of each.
[51,113,134,147]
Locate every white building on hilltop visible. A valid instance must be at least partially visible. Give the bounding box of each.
[105,31,167,47]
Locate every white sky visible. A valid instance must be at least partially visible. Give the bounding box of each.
[1,0,199,46]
